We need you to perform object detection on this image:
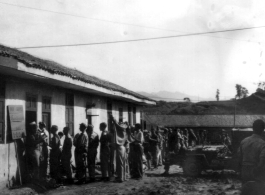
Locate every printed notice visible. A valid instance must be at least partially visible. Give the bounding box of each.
[8,105,25,139]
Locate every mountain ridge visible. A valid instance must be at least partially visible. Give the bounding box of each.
[137,91,213,102]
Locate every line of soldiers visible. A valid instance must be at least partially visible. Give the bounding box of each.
[21,114,150,186]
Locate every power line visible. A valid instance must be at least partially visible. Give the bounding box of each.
[0,1,261,44]
[15,25,265,49]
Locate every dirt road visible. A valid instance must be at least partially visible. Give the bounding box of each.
[4,165,241,195]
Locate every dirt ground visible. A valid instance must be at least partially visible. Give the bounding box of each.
[3,165,241,195]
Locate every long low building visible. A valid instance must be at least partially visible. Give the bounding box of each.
[0,44,156,188]
[144,114,265,143]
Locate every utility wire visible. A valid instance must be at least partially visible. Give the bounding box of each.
[0,1,261,44]
[14,25,265,49]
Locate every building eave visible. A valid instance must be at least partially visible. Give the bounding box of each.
[0,59,155,105]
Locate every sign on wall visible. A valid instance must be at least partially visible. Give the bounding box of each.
[8,105,25,139]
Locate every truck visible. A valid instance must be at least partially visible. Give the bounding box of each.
[164,128,259,176]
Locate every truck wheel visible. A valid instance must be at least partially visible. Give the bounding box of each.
[183,159,202,177]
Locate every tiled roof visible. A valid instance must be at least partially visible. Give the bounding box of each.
[0,44,155,103]
[145,114,265,127]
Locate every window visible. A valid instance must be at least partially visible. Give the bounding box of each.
[128,106,132,125]
[65,93,74,106]
[26,94,37,136]
[26,94,37,111]
[42,97,51,132]
[140,111,144,130]
[0,80,5,98]
[119,108,123,123]
[133,106,136,125]
[107,102,112,131]
[42,97,51,111]
[0,79,4,142]
[65,93,74,135]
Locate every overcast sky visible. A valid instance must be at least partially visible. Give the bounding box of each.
[1,0,265,100]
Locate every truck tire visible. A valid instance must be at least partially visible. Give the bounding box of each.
[183,159,202,177]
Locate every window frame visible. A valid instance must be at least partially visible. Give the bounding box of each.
[65,93,74,136]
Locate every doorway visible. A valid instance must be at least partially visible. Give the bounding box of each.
[25,111,37,135]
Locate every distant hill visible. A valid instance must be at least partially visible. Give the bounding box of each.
[143,89,265,115]
[137,91,212,102]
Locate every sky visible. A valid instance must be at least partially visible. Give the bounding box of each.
[1,0,265,101]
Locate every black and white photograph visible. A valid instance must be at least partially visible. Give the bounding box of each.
[0,0,265,194]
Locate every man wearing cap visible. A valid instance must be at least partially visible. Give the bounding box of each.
[74,123,88,184]
[38,122,49,179]
[86,124,99,182]
[26,122,45,181]
[50,125,62,183]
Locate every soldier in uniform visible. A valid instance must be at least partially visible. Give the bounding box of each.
[49,125,62,183]
[180,130,188,149]
[148,127,160,169]
[38,122,49,179]
[99,122,112,181]
[86,124,99,182]
[201,130,208,145]
[61,127,73,184]
[162,128,184,175]
[26,122,45,181]
[175,128,183,154]
[188,129,197,147]
[74,123,88,184]
[157,128,164,166]
[131,123,144,179]
[143,130,152,170]
[238,119,265,183]
[238,119,265,195]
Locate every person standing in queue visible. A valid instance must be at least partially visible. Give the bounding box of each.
[99,122,112,181]
[86,124,99,182]
[110,114,129,183]
[74,123,88,184]
[148,127,160,169]
[26,122,45,181]
[175,129,183,154]
[143,130,152,171]
[157,128,164,166]
[38,122,49,179]
[131,123,144,179]
[50,125,62,183]
[61,127,73,184]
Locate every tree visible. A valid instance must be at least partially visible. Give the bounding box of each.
[216,89,220,101]
[258,82,265,90]
[184,97,191,102]
[235,84,249,99]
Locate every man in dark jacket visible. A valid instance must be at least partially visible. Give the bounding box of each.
[86,124,99,182]
[38,122,49,179]
[26,122,45,181]
[74,123,88,184]
[61,127,73,184]
[238,119,265,184]
[50,125,62,183]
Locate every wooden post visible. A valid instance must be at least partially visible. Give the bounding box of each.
[14,140,22,186]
